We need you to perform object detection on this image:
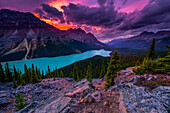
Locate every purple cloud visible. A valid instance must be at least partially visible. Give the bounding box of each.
[40,4,65,23]
[61,0,170,40]
[1,0,169,40]
[119,0,170,30]
[0,0,52,11]
[34,8,44,18]
[61,2,125,28]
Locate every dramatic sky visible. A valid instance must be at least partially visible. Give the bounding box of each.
[0,0,170,42]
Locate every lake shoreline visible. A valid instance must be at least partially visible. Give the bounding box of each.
[1,49,111,73]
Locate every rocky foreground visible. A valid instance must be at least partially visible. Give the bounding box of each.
[0,69,170,113]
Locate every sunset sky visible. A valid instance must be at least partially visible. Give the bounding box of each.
[0,0,170,42]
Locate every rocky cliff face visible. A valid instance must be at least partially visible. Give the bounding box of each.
[107,31,170,51]
[0,9,107,62]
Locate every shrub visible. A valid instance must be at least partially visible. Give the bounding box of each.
[133,68,145,75]
[15,93,28,111]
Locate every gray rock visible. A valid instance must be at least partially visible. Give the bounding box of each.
[35,97,73,113]
[0,91,11,105]
[0,91,9,98]
[122,85,170,113]
[0,85,12,91]
[91,91,102,101]
[84,94,95,103]
[65,79,92,98]
[0,98,10,105]
[12,78,97,113]
[65,78,75,82]
[16,85,24,90]
[107,85,118,92]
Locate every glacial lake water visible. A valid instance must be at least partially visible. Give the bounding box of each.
[1,49,111,74]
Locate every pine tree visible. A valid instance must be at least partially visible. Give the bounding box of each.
[136,60,140,66]
[42,70,44,79]
[53,69,56,81]
[69,72,73,78]
[23,64,29,83]
[17,74,22,86]
[21,79,26,86]
[31,64,38,84]
[55,68,59,78]
[13,65,21,83]
[147,38,156,59]
[35,66,41,79]
[99,60,105,78]
[60,70,64,78]
[5,62,13,82]
[86,62,92,82]
[13,65,17,80]
[72,63,79,81]
[54,67,58,77]
[38,69,41,79]
[13,79,17,88]
[28,68,32,83]
[105,50,120,89]
[47,65,52,78]
[0,62,5,83]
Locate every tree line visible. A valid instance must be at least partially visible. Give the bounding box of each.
[0,63,64,88]
[0,53,145,88]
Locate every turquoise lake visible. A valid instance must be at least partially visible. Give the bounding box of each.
[1,49,111,74]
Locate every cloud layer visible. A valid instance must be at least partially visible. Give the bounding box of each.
[61,2,125,28]
[59,0,170,40]
[0,0,170,41]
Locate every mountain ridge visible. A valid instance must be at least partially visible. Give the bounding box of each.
[0,9,108,62]
[107,30,170,51]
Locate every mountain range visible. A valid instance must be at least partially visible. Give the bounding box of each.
[106,31,170,55]
[0,9,107,62]
[0,9,170,62]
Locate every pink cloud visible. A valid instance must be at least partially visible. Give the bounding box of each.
[119,0,150,13]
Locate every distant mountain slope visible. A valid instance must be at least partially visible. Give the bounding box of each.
[0,9,108,62]
[107,31,170,52]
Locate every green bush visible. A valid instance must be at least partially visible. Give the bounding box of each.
[15,93,28,111]
[133,68,145,75]
[133,57,168,74]
[153,69,165,74]
[142,58,155,73]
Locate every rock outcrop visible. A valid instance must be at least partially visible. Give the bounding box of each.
[0,69,169,113]
[0,78,101,113]
[108,69,170,113]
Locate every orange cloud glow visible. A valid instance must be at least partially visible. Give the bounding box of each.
[33,12,76,30]
[49,0,68,11]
